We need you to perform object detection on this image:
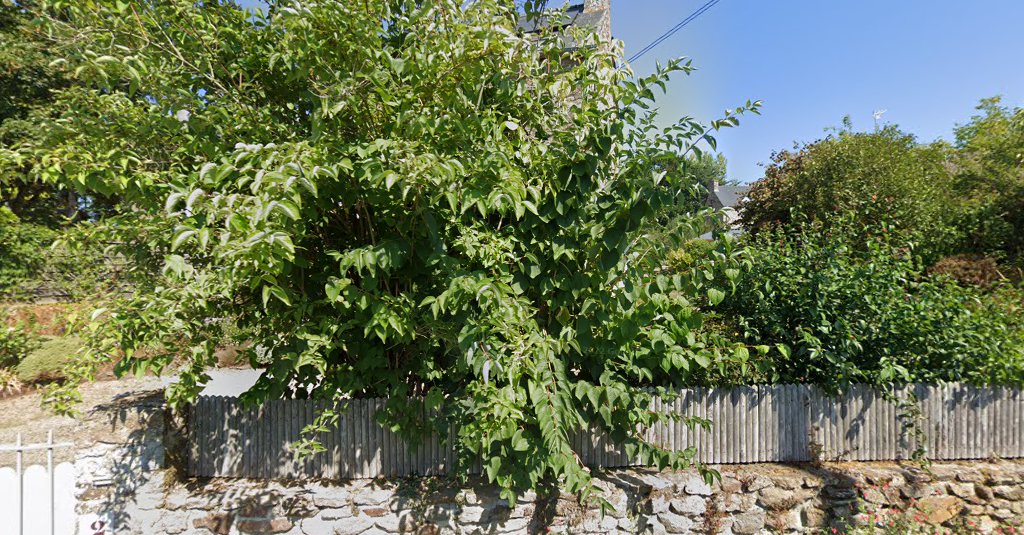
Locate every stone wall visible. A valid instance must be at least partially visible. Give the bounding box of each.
[77,437,1024,535]
[72,391,168,533]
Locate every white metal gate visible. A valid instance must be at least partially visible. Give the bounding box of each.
[0,432,76,535]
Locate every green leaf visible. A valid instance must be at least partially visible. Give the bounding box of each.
[163,254,187,277]
[165,192,184,213]
[425,389,444,410]
[275,200,300,220]
[171,229,195,251]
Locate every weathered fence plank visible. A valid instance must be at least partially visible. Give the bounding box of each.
[187,383,1024,480]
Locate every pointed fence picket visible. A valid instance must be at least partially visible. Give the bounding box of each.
[0,431,76,535]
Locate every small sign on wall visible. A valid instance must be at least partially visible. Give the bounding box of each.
[78,513,113,535]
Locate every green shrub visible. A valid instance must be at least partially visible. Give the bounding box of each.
[743,98,1024,271]
[15,335,81,383]
[722,207,1024,390]
[0,322,33,368]
[665,239,716,274]
[0,366,22,396]
[952,97,1024,265]
[0,208,119,301]
[0,206,57,295]
[741,123,961,262]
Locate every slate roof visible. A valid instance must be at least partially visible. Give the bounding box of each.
[517,3,608,49]
[711,184,749,211]
[701,183,750,239]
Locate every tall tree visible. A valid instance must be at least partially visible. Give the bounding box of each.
[38,0,760,504]
[0,0,74,225]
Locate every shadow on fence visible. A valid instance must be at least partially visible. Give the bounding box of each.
[186,383,1024,481]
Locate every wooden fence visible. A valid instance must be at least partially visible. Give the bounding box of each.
[186,383,1024,480]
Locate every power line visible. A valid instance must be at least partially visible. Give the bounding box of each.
[627,0,722,64]
[626,0,723,64]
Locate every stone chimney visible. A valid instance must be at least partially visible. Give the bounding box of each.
[582,0,611,43]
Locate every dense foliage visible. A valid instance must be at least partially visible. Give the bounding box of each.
[952,97,1024,269]
[0,207,55,293]
[742,104,1024,274]
[0,321,33,369]
[641,152,729,251]
[0,2,119,302]
[0,206,118,301]
[0,0,89,225]
[0,303,81,386]
[16,335,81,382]
[720,206,1024,391]
[741,123,959,262]
[33,0,761,504]
[14,0,1016,505]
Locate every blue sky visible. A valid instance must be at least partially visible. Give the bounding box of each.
[237,1,1024,183]
[616,0,1024,182]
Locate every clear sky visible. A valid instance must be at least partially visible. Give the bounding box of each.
[615,0,1024,182]
[236,1,1024,183]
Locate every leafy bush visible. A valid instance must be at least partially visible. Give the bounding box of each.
[665,239,717,274]
[0,0,82,228]
[0,366,22,397]
[0,321,33,368]
[952,97,1024,266]
[721,207,1024,391]
[0,207,122,301]
[741,123,960,262]
[37,0,761,505]
[28,225,126,301]
[743,99,1024,271]
[0,206,57,294]
[16,335,81,383]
